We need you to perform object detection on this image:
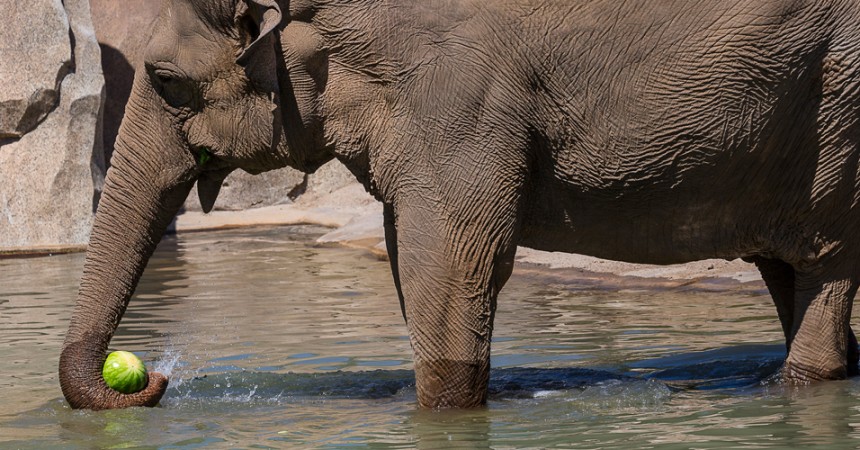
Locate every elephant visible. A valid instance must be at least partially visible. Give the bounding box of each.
[59,0,860,410]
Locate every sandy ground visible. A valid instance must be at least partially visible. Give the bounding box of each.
[174,184,764,289]
[515,248,760,283]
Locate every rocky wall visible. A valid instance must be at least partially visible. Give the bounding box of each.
[0,0,106,251]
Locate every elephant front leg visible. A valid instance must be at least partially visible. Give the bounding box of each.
[384,198,519,408]
[783,267,858,381]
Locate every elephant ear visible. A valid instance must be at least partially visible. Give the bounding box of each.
[235,0,283,65]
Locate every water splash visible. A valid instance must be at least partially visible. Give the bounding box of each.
[152,347,183,377]
[569,378,673,413]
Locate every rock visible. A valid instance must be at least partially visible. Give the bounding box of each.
[0,1,70,138]
[181,159,360,213]
[179,140,364,212]
[181,160,364,212]
[183,168,306,212]
[89,0,161,164]
[316,210,385,251]
[515,247,759,283]
[0,0,106,251]
[174,180,384,253]
[308,162,360,197]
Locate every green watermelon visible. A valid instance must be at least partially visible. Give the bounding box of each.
[102,351,148,394]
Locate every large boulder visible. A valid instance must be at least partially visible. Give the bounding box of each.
[183,169,306,211]
[0,0,105,251]
[0,1,69,139]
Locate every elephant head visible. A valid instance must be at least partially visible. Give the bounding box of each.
[59,0,330,409]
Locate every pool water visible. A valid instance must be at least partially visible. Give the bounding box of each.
[3,226,860,448]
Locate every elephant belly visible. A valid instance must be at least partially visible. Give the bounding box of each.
[518,188,761,265]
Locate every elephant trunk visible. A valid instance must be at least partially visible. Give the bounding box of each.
[59,73,198,409]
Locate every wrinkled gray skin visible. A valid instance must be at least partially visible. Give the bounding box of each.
[60,0,860,409]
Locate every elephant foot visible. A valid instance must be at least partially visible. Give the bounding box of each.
[414,359,489,409]
[782,358,848,384]
[783,332,860,379]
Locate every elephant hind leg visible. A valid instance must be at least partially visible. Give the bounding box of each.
[783,267,858,381]
[749,256,859,377]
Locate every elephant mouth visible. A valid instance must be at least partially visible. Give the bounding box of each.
[197,147,214,166]
[190,146,232,173]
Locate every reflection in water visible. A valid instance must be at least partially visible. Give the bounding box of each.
[112,234,189,354]
[0,252,84,417]
[2,225,860,448]
[778,382,860,443]
[406,409,493,450]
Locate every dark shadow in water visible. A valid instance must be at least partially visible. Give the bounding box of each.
[25,339,787,404]
[170,346,785,403]
[488,367,634,398]
[110,235,189,350]
[175,369,415,400]
[635,343,786,391]
[172,367,636,401]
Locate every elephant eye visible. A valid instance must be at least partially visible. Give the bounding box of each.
[155,72,175,86]
[152,69,195,109]
[152,68,180,86]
